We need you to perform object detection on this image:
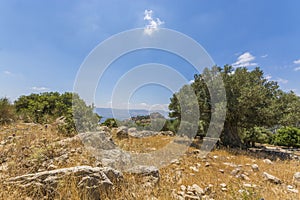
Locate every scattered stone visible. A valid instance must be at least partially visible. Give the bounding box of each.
[223,162,238,168]
[243,183,251,188]
[219,169,224,173]
[231,168,241,176]
[171,159,180,165]
[70,149,76,153]
[262,172,281,184]
[180,185,186,191]
[251,164,259,172]
[191,184,204,195]
[205,162,210,167]
[116,126,129,138]
[287,185,294,189]
[240,174,250,181]
[293,172,300,182]
[287,188,299,193]
[190,166,199,172]
[220,183,227,188]
[263,159,273,165]
[286,185,298,193]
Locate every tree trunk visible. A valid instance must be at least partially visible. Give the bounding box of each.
[220,122,243,147]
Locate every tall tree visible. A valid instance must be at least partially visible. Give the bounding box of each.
[169,65,280,147]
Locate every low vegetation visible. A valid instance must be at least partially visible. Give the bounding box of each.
[0,123,299,199]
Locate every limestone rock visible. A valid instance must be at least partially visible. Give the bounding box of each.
[116,126,128,138]
[6,165,123,200]
[293,172,300,182]
[251,164,259,172]
[263,159,273,165]
[231,168,241,176]
[127,165,160,186]
[191,184,204,195]
[262,172,281,184]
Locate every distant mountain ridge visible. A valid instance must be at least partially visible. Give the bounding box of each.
[96,107,169,122]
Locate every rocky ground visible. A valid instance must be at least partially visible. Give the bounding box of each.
[0,123,299,199]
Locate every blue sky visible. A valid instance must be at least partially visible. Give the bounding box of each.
[1,0,300,110]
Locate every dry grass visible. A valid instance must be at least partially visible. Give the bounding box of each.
[0,123,299,199]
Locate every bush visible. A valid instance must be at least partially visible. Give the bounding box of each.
[0,97,15,125]
[162,119,180,133]
[272,127,300,147]
[101,118,118,128]
[14,92,100,134]
[241,127,273,147]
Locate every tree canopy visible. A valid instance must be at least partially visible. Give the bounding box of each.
[169,65,300,147]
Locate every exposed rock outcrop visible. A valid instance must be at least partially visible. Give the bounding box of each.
[5,165,123,200]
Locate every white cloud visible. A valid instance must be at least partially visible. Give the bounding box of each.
[143,10,153,20]
[276,78,288,84]
[189,79,194,84]
[293,59,300,64]
[31,86,49,91]
[265,74,272,80]
[143,9,164,35]
[261,54,268,58]
[232,52,257,68]
[294,66,300,71]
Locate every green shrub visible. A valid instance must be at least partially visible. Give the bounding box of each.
[14,92,100,134]
[241,127,273,147]
[101,118,118,128]
[0,97,15,125]
[272,127,300,147]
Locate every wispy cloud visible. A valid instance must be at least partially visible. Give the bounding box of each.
[143,10,164,35]
[293,59,300,64]
[3,70,12,75]
[292,59,300,71]
[261,54,268,58]
[265,74,272,80]
[232,52,257,68]
[276,78,288,84]
[31,86,49,91]
[294,66,300,71]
